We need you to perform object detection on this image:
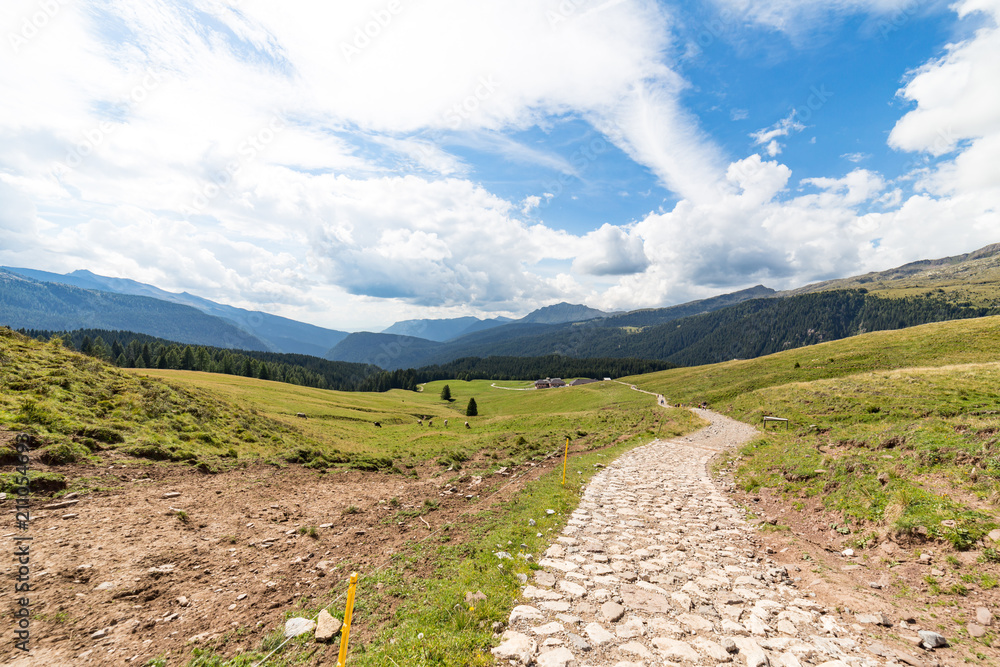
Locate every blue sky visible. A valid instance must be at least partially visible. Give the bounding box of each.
[0,0,998,330]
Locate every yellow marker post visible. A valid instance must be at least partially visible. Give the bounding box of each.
[336,572,360,667]
[562,436,570,485]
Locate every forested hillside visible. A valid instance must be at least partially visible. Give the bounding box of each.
[407,289,1000,368]
[22,329,380,391]
[0,269,270,350]
[356,355,675,391]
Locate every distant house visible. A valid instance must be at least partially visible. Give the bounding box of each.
[534,379,551,389]
[570,378,599,386]
[549,378,567,387]
[535,377,567,389]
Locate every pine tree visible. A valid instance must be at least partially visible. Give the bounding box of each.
[181,346,196,371]
[440,384,452,401]
[466,397,478,417]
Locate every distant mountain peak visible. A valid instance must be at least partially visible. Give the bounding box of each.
[518,302,609,325]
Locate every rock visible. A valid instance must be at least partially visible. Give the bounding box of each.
[491,631,536,665]
[692,637,733,662]
[509,606,545,624]
[976,607,993,626]
[616,617,645,639]
[989,529,1000,542]
[566,632,591,651]
[620,584,672,613]
[894,650,926,666]
[918,630,948,648]
[516,573,528,584]
[856,612,891,626]
[601,600,626,622]
[557,580,587,598]
[315,610,342,642]
[163,491,181,498]
[177,596,189,607]
[535,646,575,667]
[91,628,107,639]
[584,621,614,645]
[721,637,738,653]
[967,623,987,638]
[532,622,564,636]
[842,549,854,557]
[465,590,487,605]
[95,581,115,591]
[879,541,898,555]
[652,637,701,663]
[671,591,693,611]
[283,617,316,638]
[733,637,770,667]
[535,571,557,587]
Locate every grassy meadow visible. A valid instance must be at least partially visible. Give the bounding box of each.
[626,315,1000,550]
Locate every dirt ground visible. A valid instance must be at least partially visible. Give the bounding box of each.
[722,475,1000,665]
[0,440,558,667]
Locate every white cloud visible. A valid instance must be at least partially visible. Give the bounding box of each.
[751,112,805,156]
[0,0,997,330]
[572,224,650,276]
[709,0,934,32]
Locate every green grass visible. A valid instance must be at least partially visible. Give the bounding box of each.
[177,404,702,666]
[136,371,677,468]
[625,315,1000,407]
[0,328,312,469]
[627,317,1000,551]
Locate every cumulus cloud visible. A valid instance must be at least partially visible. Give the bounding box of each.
[1,0,998,329]
[572,224,650,276]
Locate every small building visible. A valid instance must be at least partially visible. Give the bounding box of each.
[534,379,551,389]
[570,378,599,386]
[548,378,567,387]
[535,377,567,389]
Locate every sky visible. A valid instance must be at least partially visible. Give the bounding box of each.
[0,0,998,332]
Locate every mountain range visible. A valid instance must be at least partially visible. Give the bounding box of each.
[3,241,999,371]
[1,267,349,356]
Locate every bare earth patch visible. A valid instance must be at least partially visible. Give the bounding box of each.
[0,446,558,666]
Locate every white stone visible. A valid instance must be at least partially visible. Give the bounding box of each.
[509,605,545,624]
[652,637,701,663]
[558,580,588,598]
[491,631,536,665]
[584,621,615,645]
[536,646,575,667]
[532,621,565,636]
[283,617,316,638]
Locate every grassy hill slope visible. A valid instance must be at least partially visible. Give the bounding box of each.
[626,315,1000,553]
[783,242,1000,307]
[0,327,314,474]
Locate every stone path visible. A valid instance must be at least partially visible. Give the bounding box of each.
[493,409,915,667]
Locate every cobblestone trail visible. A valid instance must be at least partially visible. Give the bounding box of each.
[494,410,923,667]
